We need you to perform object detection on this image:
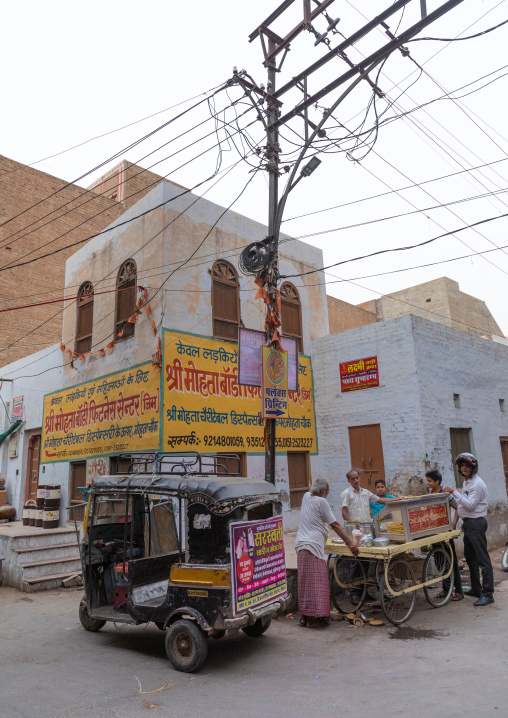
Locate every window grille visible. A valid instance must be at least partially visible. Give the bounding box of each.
[75,281,94,354]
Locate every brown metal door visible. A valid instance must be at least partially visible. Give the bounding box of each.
[450,428,472,489]
[348,425,385,490]
[70,461,87,521]
[499,438,508,495]
[287,452,310,509]
[25,434,41,502]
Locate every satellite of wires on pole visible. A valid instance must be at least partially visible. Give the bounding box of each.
[229,0,465,483]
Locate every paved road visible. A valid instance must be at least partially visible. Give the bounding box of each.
[1,554,507,718]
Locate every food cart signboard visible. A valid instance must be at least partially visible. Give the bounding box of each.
[238,328,298,392]
[408,503,449,534]
[163,329,317,454]
[230,516,286,616]
[340,356,379,392]
[41,362,160,463]
[261,346,289,419]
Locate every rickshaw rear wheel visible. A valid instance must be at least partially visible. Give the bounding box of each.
[165,619,208,673]
[79,601,106,632]
[242,617,271,637]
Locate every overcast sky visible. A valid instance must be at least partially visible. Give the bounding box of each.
[2,0,508,335]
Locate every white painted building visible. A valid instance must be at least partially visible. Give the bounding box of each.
[313,314,508,546]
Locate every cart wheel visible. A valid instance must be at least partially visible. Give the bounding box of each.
[242,617,271,637]
[79,600,106,632]
[331,557,367,614]
[380,558,416,626]
[422,544,453,608]
[165,619,208,673]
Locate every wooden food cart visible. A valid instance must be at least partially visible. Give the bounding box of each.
[325,494,461,625]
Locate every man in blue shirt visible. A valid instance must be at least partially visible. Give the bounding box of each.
[369,479,395,517]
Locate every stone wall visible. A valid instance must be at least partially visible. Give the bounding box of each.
[327,295,376,334]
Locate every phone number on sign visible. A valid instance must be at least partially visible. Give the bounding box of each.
[244,436,313,449]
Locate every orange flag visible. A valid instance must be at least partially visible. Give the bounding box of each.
[144,288,148,301]
[65,348,71,356]
[117,328,124,338]
[146,304,152,316]
[97,348,105,357]
[128,314,137,324]
[137,297,144,308]
[106,341,114,349]
[60,342,65,352]
[78,355,85,361]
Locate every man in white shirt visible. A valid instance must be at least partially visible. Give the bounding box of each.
[341,469,398,523]
[443,452,494,607]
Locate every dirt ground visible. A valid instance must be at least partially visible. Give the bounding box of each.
[1,550,507,718]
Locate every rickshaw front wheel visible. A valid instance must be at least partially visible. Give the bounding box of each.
[242,617,271,637]
[79,601,106,632]
[165,619,208,673]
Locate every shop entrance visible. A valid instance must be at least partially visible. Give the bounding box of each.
[348,424,385,490]
[25,434,41,502]
[287,451,310,509]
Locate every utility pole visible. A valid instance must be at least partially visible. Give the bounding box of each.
[238,0,464,484]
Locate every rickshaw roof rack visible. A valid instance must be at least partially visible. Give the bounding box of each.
[92,473,282,513]
[113,451,244,477]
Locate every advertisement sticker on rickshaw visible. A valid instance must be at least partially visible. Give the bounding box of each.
[230,516,286,616]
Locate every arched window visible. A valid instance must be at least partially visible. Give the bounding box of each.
[211,260,240,341]
[115,259,137,341]
[280,282,303,353]
[75,281,94,354]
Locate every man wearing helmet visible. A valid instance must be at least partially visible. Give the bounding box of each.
[443,453,494,606]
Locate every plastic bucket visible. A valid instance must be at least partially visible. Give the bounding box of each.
[36,487,46,507]
[34,505,44,528]
[44,485,61,509]
[42,508,59,529]
[23,500,36,526]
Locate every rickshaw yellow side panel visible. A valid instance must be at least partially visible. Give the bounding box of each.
[169,564,231,588]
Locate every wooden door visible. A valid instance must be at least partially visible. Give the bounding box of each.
[450,428,472,489]
[287,452,310,508]
[25,434,41,502]
[70,461,87,521]
[499,438,508,495]
[348,425,385,490]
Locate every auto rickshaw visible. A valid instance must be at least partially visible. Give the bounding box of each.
[76,452,289,672]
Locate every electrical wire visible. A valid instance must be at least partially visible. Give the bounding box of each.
[0,82,227,178]
[0,85,229,231]
[408,18,508,43]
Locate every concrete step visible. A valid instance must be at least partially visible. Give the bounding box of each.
[23,570,83,593]
[13,542,79,564]
[19,556,82,580]
[12,529,77,550]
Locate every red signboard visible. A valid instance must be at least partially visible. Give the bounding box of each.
[340,356,379,393]
[408,503,449,534]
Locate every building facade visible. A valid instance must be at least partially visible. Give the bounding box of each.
[1,179,328,531]
[313,313,508,545]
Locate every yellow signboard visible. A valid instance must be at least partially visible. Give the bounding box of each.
[163,329,317,454]
[261,347,289,419]
[41,362,161,463]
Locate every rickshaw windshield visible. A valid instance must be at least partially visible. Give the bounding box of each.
[94,493,131,524]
